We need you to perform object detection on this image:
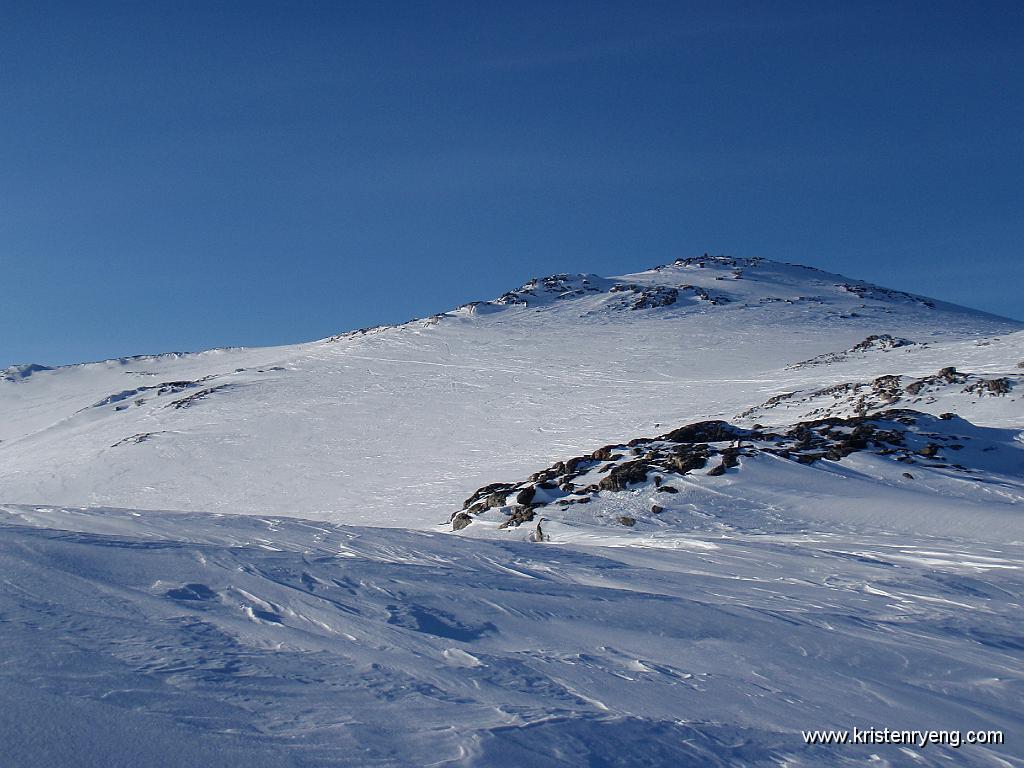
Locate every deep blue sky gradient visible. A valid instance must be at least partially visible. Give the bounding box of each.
[2,1,1022,367]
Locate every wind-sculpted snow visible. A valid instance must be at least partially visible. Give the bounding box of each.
[1,505,1021,767]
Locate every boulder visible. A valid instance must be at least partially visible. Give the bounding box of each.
[666,453,707,474]
[661,420,745,444]
[516,487,536,505]
[598,461,649,491]
[499,506,536,529]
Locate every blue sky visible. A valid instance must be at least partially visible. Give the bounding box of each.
[2,1,1021,367]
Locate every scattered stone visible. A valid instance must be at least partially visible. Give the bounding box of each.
[499,506,536,529]
[962,377,1011,396]
[616,516,636,527]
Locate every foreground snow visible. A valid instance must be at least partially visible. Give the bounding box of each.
[1,504,1021,767]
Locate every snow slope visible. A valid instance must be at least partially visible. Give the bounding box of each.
[0,257,1019,525]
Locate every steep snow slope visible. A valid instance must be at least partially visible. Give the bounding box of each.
[1,257,1019,524]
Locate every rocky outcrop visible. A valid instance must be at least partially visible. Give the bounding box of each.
[788,334,918,369]
[452,409,1001,531]
[740,367,1017,422]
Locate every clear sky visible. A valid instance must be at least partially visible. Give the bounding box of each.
[2,1,1022,368]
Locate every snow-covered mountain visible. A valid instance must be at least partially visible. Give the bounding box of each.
[1,256,1019,526]
[2,256,1022,767]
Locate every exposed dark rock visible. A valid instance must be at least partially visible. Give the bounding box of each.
[599,461,649,491]
[852,334,915,352]
[462,482,515,510]
[452,512,473,531]
[167,385,232,410]
[499,506,536,529]
[564,456,588,473]
[516,487,536,505]
[650,505,663,514]
[616,516,636,527]
[110,432,162,448]
[457,408,1005,533]
[962,377,1011,396]
[665,451,708,474]
[661,420,746,444]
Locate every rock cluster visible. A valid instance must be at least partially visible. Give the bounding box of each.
[740,367,1016,421]
[452,410,979,530]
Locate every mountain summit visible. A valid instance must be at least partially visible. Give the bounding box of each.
[0,257,1019,524]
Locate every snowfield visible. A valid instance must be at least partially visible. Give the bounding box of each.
[1,257,1021,766]
[1,504,1021,767]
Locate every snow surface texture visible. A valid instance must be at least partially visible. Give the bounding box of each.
[2,504,1022,767]
[1,256,1022,766]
